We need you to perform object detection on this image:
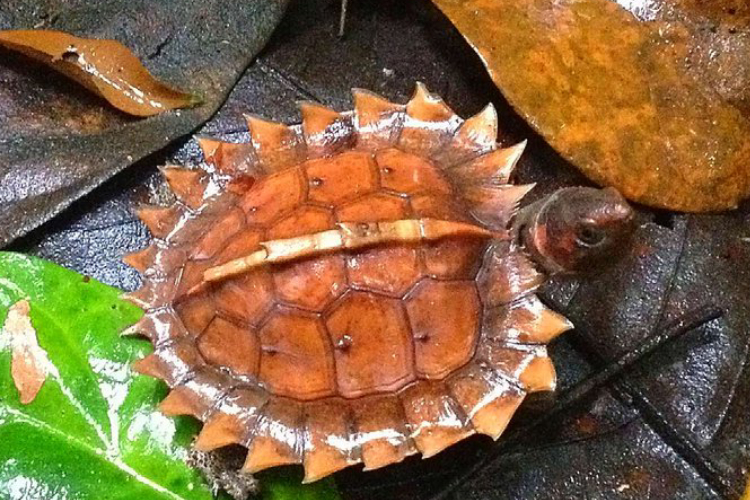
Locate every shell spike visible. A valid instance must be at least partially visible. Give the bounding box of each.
[195,412,246,451]
[197,135,259,177]
[449,362,526,440]
[399,82,461,157]
[400,382,474,458]
[449,140,527,186]
[123,244,157,274]
[503,140,527,177]
[121,288,151,309]
[519,354,556,392]
[196,135,222,160]
[196,388,268,451]
[299,100,353,158]
[352,88,404,150]
[298,100,341,130]
[245,113,304,172]
[409,81,456,119]
[433,103,499,168]
[132,353,167,380]
[463,183,535,230]
[159,165,208,210]
[121,315,152,339]
[302,401,358,483]
[160,385,201,417]
[464,103,498,144]
[136,204,182,240]
[242,399,303,473]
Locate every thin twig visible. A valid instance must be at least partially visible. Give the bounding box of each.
[338,0,349,38]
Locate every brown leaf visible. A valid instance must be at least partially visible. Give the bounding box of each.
[432,0,750,212]
[2,299,49,404]
[0,30,199,117]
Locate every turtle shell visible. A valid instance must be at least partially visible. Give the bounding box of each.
[123,84,573,482]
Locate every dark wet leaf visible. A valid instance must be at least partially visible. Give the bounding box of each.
[432,0,750,212]
[0,0,287,247]
[10,0,750,498]
[0,30,199,117]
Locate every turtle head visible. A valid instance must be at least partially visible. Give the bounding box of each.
[519,187,636,274]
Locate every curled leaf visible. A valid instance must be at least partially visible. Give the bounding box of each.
[433,0,750,212]
[0,30,200,117]
[1,299,48,404]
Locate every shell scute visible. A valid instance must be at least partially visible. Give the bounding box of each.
[274,255,348,311]
[375,148,452,196]
[304,151,378,206]
[197,317,260,377]
[421,237,488,280]
[196,387,268,451]
[325,291,415,398]
[267,205,334,240]
[188,206,246,260]
[239,166,306,224]
[243,398,304,471]
[302,400,357,483]
[406,280,481,379]
[212,271,274,327]
[336,192,409,223]
[258,309,336,400]
[353,394,416,471]
[448,362,525,439]
[400,381,473,458]
[347,245,422,298]
[268,206,347,309]
[174,295,216,337]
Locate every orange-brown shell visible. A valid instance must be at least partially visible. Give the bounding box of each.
[123,84,573,482]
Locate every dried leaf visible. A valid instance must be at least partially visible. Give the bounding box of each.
[1,299,48,404]
[432,0,750,212]
[0,30,199,117]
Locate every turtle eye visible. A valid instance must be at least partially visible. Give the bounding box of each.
[576,224,605,247]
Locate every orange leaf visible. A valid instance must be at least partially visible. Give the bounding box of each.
[2,299,49,404]
[432,0,750,212]
[0,30,200,117]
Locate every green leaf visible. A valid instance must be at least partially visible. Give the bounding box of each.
[260,470,342,500]
[0,251,214,500]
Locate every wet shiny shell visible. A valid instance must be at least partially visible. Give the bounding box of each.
[123,84,574,482]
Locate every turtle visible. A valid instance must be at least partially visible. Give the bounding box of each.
[122,83,636,483]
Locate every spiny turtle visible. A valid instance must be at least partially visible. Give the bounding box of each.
[123,83,635,483]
